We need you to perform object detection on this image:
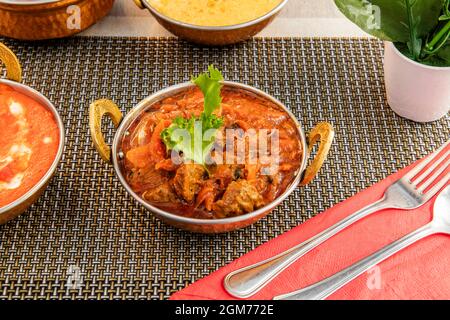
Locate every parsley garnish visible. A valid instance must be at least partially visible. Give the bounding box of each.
[161,65,224,165]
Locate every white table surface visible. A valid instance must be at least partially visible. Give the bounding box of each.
[81,0,371,37]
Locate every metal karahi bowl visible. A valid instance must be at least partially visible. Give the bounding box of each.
[0,0,115,40]
[0,43,65,224]
[133,0,289,46]
[89,81,334,233]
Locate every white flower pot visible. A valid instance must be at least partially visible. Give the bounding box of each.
[384,42,450,123]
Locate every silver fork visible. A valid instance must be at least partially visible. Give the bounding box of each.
[224,139,450,299]
[274,185,450,300]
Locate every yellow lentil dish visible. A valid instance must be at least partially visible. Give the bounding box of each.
[147,0,283,27]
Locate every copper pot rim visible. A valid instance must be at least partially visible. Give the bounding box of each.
[140,0,289,31]
[0,0,91,11]
[0,79,65,216]
[0,0,59,4]
[0,0,70,6]
[110,81,308,226]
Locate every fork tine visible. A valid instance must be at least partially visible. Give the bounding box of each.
[421,170,450,198]
[413,150,450,186]
[404,139,450,181]
[417,158,450,193]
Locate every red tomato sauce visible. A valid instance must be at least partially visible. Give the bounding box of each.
[0,83,60,208]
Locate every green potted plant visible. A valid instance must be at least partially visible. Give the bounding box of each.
[335,0,450,122]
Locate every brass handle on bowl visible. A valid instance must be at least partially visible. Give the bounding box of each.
[89,99,123,163]
[300,122,335,186]
[133,0,145,9]
[0,43,22,82]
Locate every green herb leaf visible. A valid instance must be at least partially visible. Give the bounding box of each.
[334,0,443,59]
[161,65,224,165]
[192,65,224,117]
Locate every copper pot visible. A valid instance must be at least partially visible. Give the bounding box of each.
[133,0,288,46]
[0,43,65,224]
[0,0,115,40]
[89,82,335,233]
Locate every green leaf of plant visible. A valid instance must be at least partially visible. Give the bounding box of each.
[395,42,415,60]
[334,0,443,44]
[422,55,450,66]
[440,0,450,20]
[395,41,449,65]
[437,41,450,63]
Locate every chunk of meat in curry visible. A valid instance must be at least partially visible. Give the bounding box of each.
[213,180,265,218]
[121,87,302,220]
[172,164,206,203]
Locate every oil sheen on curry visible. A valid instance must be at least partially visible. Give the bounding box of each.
[0,83,60,208]
[121,84,302,220]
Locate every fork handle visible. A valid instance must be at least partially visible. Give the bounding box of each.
[224,197,390,298]
[273,224,435,300]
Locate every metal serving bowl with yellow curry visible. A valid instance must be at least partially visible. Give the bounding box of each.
[133,0,289,45]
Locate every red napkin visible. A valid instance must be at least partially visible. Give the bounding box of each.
[171,146,450,300]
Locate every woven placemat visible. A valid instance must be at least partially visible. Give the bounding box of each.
[0,37,448,300]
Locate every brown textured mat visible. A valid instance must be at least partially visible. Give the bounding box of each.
[0,37,448,300]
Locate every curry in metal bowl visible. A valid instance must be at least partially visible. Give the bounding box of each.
[0,83,60,208]
[133,0,289,45]
[0,43,64,224]
[147,0,284,27]
[90,66,334,233]
[121,85,302,220]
